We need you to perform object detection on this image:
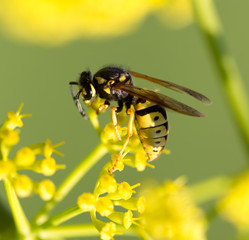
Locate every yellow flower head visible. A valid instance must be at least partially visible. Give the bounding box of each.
[0,0,165,45]
[140,178,206,240]
[217,171,249,230]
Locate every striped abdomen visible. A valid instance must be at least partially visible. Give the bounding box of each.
[134,100,169,161]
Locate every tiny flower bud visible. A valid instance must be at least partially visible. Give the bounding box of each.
[99,174,117,194]
[0,160,15,180]
[43,139,64,158]
[123,210,133,229]
[37,179,55,201]
[15,147,35,167]
[118,182,135,200]
[40,157,57,176]
[14,175,33,198]
[137,196,146,214]
[78,193,96,211]
[0,129,19,146]
[96,197,114,217]
[100,222,116,240]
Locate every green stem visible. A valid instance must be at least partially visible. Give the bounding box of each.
[192,0,249,157]
[38,224,98,239]
[44,205,83,227]
[32,143,108,226]
[4,179,31,237]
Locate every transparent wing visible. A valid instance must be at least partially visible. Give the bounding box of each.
[114,84,205,117]
[128,70,212,105]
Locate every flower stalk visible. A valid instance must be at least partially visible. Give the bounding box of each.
[4,179,30,237]
[192,0,249,157]
[33,143,108,226]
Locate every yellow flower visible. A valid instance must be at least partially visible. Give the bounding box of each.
[157,0,193,28]
[140,178,206,240]
[95,197,114,217]
[0,105,64,201]
[0,160,15,180]
[38,157,65,176]
[14,175,33,198]
[0,0,165,45]
[43,139,64,158]
[4,103,31,130]
[77,193,96,211]
[98,174,117,194]
[37,179,56,201]
[100,222,117,240]
[217,171,249,230]
[15,147,36,167]
[117,182,140,200]
[0,129,19,146]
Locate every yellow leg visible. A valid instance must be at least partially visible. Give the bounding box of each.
[109,108,134,174]
[111,106,121,141]
[97,104,109,114]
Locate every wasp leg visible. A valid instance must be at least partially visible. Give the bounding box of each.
[97,100,110,114]
[69,83,89,120]
[111,101,124,141]
[109,108,134,174]
[111,106,122,141]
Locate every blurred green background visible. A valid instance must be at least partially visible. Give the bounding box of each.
[0,1,248,239]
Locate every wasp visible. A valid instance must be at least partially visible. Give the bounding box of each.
[69,66,211,172]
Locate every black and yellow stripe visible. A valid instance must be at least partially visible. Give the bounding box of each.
[134,100,169,161]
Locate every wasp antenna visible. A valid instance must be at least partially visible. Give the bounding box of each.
[69,81,79,85]
[69,83,89,120]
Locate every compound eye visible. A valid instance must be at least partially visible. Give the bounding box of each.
[107,80,115,85]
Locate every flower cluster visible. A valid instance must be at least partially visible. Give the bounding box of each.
[78,171,144,240]
[0,0,193,45]
[217,171,249,230]
[0,104,64,200]
[140,177,206,240]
